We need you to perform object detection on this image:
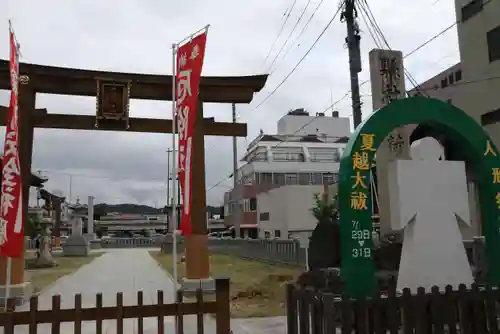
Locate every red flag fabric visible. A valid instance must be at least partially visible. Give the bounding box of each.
[175,31,208,236]
[0,28,24,257]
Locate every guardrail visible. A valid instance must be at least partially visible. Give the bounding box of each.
[25,237,162,250]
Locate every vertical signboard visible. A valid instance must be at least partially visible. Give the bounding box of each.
[368,49,412,236]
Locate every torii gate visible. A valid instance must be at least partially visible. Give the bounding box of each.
[0,60,267,296]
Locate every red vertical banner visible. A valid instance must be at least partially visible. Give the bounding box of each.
[0,28,23,257]
[175,31,208,236]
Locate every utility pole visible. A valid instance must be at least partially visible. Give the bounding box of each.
[232,103,241,239]
[342,0,363,128]
[166,148,176,232]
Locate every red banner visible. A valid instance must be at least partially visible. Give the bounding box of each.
[0,29,24,257]
[175,31,208,236]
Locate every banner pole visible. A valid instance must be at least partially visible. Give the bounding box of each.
[4,257,11,311]
[175,24,210,47]
[170,42,179,334]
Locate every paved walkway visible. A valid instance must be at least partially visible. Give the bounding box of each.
[5,248,288,333]
[12,249,216,334]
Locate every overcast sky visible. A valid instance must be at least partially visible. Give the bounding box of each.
[0,0,458,207]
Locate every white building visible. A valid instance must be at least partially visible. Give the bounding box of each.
[223,108,350,239]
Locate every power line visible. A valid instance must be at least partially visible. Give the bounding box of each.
[270,0,326,75]
[207,87,352,193]
[403,23,457,59]
[356,0,428,97]
[208,1,475,194]
[266,0,313,73]
[249,1,345,113]
[260,0,299,69]
[38,169,232,189]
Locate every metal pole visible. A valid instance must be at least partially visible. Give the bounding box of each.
[343,0,363,128]
[177,176,181,229]
[171,43,179,334]
[166,149,172,232]
[232,103,241,239]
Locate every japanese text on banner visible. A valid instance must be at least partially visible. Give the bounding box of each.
[0,28,24,258]
[175,31,207,236]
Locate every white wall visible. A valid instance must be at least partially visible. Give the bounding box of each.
[277,115,351,137]
[257,185,325,239]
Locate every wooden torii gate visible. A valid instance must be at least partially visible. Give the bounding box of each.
[0,60,267,292]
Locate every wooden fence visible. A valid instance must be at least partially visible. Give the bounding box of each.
[286,282,500,333]
[0,278,231,334]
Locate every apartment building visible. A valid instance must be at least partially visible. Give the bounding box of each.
[223,108,351,239]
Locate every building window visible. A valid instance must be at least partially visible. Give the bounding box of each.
[440,78,448,88]
[309,148,340,162]
[272,152,305,162]
[448,74,454,85]
[260,212,270,221]
[258,172,273,184]
[487,25,500,63]
[249,198,257,211]
[461,0,483,22]
[275,230,281,238]
[298,172,312,185]
[264,231,271,238]
[285,174,298,185]
[248,151,267,162]
[322,172,338,185]
[311,173,323,185]
[274,173,286,185]
[455,70,462,82]
[481,108,500,126]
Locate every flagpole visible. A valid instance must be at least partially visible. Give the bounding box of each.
[171,42,178,286]
[175,24,210,47]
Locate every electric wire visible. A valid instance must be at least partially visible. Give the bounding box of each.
[260,0,299,69]
[356,0,428,96]
[270,0,326,75]
[266,0,313,73]
[249,1,345,114]
[209,0,491,192]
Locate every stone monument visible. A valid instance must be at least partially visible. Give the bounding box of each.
[62,216,90,257]
[388,137,474,292]
[85,195,96,241]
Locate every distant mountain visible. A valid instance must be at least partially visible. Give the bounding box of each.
[94,203,223,216]
[95,203,162,215]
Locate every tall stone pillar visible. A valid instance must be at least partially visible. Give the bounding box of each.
[369,49,413,236]
[86,195,95,239]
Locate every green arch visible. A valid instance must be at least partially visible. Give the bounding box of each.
[339,96,500,297]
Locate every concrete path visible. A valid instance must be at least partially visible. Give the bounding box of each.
[11,249,216,334]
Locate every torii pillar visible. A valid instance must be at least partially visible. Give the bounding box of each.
[183,100,211,281]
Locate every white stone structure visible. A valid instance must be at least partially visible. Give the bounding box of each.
[388,137,473,292]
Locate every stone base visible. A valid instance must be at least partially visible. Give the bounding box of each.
[0,281,33,307]
[62,235,90,257]
[84,233,96,242]
[180,277,216,297]
[89,240,102,250]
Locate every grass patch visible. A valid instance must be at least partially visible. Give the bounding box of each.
[150,251,303,318]
[25,252,103,293]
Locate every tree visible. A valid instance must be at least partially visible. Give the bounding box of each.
[310,192,338,224]
[307,192,341,270]
[25,213,41,238]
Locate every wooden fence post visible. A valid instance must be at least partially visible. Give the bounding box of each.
[215,278,231,334]
[286,284,297,334]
